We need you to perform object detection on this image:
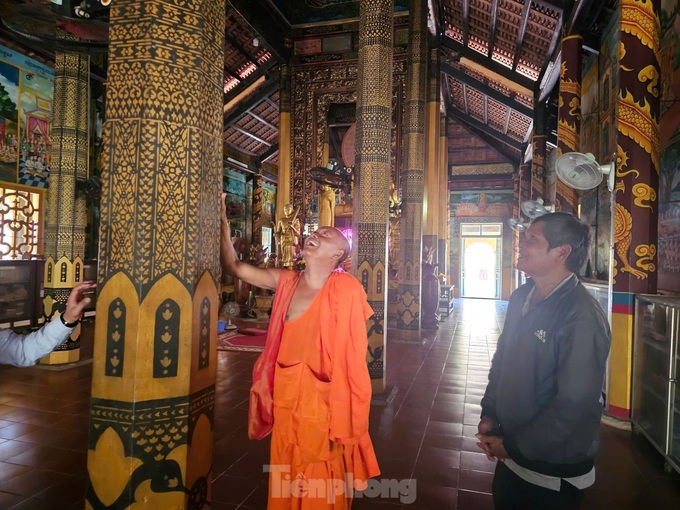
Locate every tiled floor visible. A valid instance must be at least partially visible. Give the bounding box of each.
[0,298,679,509]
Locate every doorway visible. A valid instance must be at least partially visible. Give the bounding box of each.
[460,223,502,299]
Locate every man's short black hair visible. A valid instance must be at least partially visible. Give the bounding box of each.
[532,212,592,273]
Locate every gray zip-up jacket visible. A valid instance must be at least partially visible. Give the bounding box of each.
[481,275,611,477]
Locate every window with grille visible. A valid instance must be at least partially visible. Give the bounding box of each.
[0,185,43,260]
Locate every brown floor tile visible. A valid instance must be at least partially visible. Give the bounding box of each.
[457,488,494,510]
[0,298,677,509]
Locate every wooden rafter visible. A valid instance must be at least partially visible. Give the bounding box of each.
[264,97,279,111]
[442,37,535,90]
[441,62,533,117]
[462,83,469,115]
[222,58,277,104]
[231,125,272,147]
[259,143,279,163]
[447,107,525,151]
[512,0,533,71]
[462,0,471,46]
[223,77,279,129]
[487,0,500,59]
[225,31,260,68]
[248,111,277,131]
[504,107,511,135]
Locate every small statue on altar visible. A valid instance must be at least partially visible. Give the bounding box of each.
[274,203,301,269]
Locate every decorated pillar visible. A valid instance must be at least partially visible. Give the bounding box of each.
[556,34,582,213]
[252,172,263,248]
[353,0,393,396]
[276,64,292,223]
[86,1,224,508]
[438,112,449,281]
[42,47,89,365]
[531,99,547,204]
[423,43,440,269]
[609,0,660,419]
[396,0,428,337]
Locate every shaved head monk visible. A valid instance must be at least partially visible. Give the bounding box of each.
[220,194,380,509]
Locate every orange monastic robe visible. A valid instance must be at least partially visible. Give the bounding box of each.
[266,271,380,509]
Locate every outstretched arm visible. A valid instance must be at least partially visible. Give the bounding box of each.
[221,193,283,290]
[0,281,96,367]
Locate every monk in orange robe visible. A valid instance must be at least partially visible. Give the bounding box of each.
[220,195,380,509]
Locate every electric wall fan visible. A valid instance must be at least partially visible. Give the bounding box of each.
[508,199,555,232]
[555,152,615,191]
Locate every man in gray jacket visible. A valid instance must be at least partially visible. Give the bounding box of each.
[0,281,96,366]
[477,212,611,509]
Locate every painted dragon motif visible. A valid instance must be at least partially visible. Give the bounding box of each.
[614,203,647,280]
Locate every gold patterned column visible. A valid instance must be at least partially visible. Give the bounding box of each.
[353,0,393,395]
[609,0,660,419]
[86,1,224,507]
[556,34,582,213]
[252,172,263,247]
[277,64,292,224]
[438,112,449,281]
[424,42,440,272]
[396,0,428,338]
[41,47,89,365]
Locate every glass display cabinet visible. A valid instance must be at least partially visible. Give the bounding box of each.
[632,295,680,475]
[0,260,41,326]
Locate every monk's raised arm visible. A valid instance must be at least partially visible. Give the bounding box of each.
[221,193,282,290]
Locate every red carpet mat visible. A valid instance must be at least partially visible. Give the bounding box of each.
[217,330,267,352]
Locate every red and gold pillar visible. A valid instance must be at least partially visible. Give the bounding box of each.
[86,1,224,507]
[609,0,660,418]
[353,0,394,395]
[556,34,582,213]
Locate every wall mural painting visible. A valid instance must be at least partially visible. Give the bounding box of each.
[449,191,514,218]
[224,169,247,239]
[658,0,680,292]
[0,45,54,188]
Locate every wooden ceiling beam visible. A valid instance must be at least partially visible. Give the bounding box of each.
[441,62,533,117]
[462,0,471,46]
[229,0,289,63]
[223,77,279,129]
[231,126,272,147]
[447,107,525,151]
[259,143,279,163]
[462,83,469,115]
[225,31,261,68]
[442,37,535,91]
[264,97,279,111]
[487,0,499,59]
[248,111,277,131]
[512,0,533,71]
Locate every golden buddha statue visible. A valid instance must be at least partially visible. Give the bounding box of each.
[274,203,301,269]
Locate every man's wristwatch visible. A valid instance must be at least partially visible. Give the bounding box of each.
[60,314,81,328]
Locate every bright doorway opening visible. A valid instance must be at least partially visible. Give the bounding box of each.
[460,223,502,299]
